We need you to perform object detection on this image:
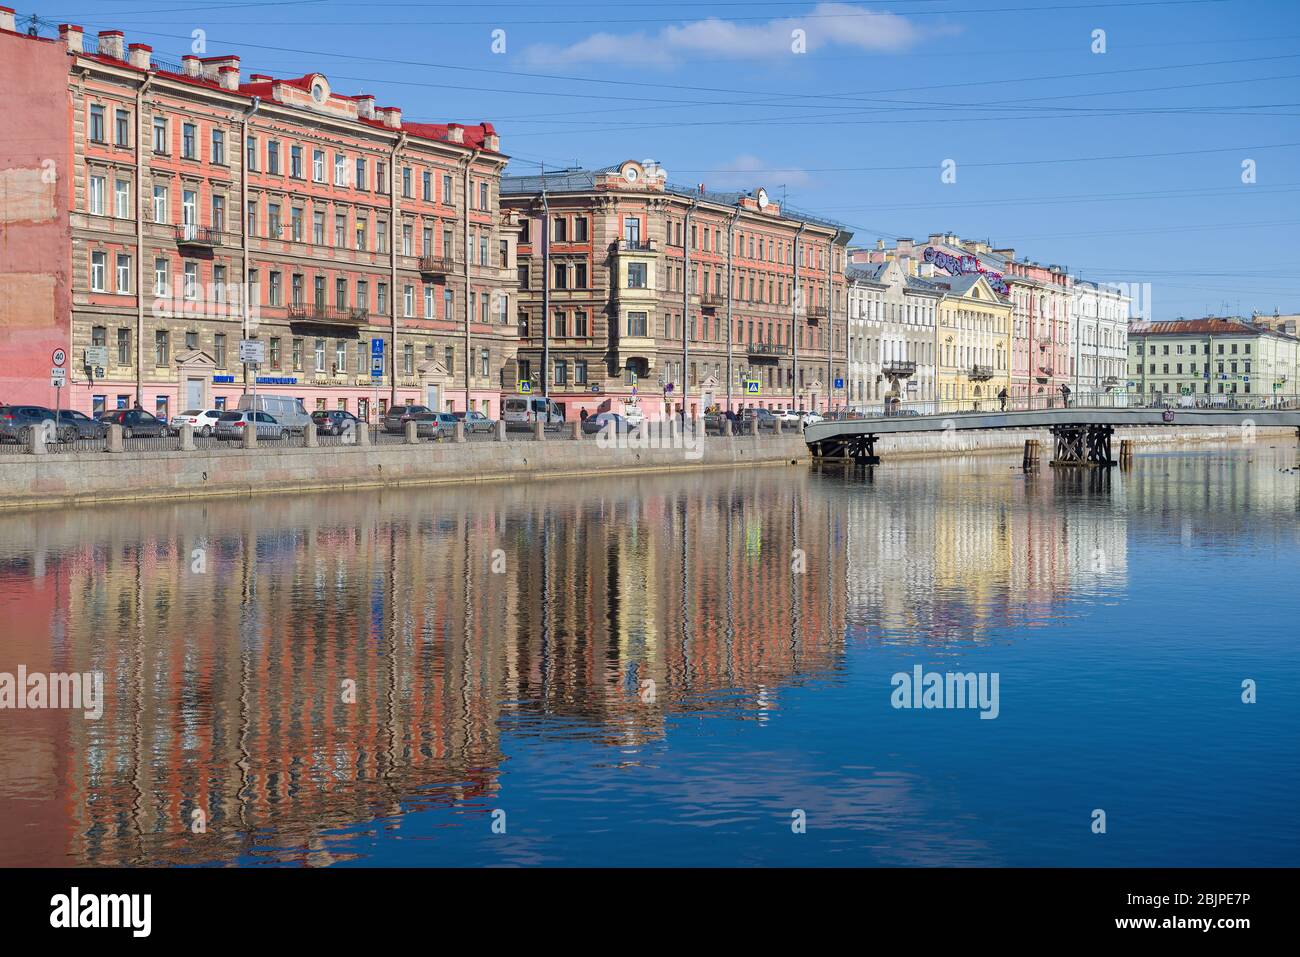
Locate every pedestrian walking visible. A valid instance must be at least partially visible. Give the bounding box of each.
[998,387,1008,412]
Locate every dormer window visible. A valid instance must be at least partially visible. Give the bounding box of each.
[311,81,326,104]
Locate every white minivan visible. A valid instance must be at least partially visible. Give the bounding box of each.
[502,395,565,431]
[236,394,312,433]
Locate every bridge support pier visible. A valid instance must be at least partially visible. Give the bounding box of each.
[1049,424,1115,468]
[810,432,879,464]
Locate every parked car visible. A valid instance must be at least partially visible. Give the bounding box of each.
[236,394,312,433]
[0,405,57,444]
[311,409,360,436]
[170,408,223,437]
[738,408,779,430]
[97,408,167,438]
[453,410,496,434]
[382,403,434,433]
[799,411,825,427]
[406,412,443,439]
[54,409,108,441]
[502,395,565,431]
[582,412,631,435]
[773,408,801,425]
[215,410,290,441]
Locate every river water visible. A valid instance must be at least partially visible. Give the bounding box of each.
[1,444,1297,866]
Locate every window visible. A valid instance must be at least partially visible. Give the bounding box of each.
[246,134,257,171]
[356,157,367,190]
[114,109,130,147]
[314,338,326,373]
[154,257,169,296]
[404,285,414,317]
[152,116,168,153]
[574,217,588,241]
[552,216,567,242]
[246,199,257,237]
[376,161,387,194]
[181,189,197,229]
[270,337,281,369]
[116,253,130,293]
[627,262,647,289]
[404,343,414,376]
[291,207,303,242]
[479,181,489,210]
[555,360,567,386]
[292,338,303,371]
[553,311,567,337]
[313,210,325,245]
[313,149,325,183]
[212,195,225,232]
[88,175,106,215]
[575,360,588,385]
[554,264,567,290]
[445,345,455,374]
[269,203,281,237]
[424,285,434,318]
[114,178,130,218]
[422,170,431,199]
[116,328,131,366]
[184,262,198,300]
[182,123,197,159]
[269,271,282,306]
[402,167,412,198]
[377,283,387,314]
[335,213,346,247]
[334,153,347,186]
[155,329,170,366]
[575,311,588,337]
[442,174,452,205]
[185,330,198,351]
[335,340,346,373]
[623,217,640,244]
[291,273,304,306]
[336,278,347,309]
[402,223,412,256]
[628,311,648,336]
[267,140,280,174]
[211,128,225,165]
[574,263,587,288]
[90,252,106,291]
[90,105,105,143]
[290,145,303,178]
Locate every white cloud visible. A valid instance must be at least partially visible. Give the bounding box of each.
[522,4,946,68]
[705,155,813,191]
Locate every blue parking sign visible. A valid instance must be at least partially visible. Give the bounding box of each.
[834,377,844,390]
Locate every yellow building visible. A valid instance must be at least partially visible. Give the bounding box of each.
[935,274,1012,405]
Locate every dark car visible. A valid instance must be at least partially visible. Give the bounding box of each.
[0,405,58,444]
[54,409,108,441]
[453,410,496,434]
[311,409,360,436]
[97,408,167,438]
[582,412,631,435]
[382,403,433,433]
[738,408,778,430]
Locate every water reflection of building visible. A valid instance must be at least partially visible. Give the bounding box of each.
[0,471,846,865]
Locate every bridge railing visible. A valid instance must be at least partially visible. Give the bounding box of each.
[830,393,1300,420]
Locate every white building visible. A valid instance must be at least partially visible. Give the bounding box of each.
[1071,280,1130,402]
[846,261,942,412]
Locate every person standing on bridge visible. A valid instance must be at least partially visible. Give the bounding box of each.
[1060,384,1071,408]
[998,387,1008,412]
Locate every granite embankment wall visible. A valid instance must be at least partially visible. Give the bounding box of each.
[0,425,1291,510]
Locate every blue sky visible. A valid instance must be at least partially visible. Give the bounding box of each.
[39,0,1300,319]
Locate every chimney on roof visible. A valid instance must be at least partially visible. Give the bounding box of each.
[380,106,402,129]
[181,55,201,76]
[0,8,15,32]
[199,55,238,83]
[355,95,375,119]
[993,247,1014,259]
[875,239,885,250]
[218,65,239,91]
[98,30,125,60]
[58,23,83,53]
[446,123,464,144]
[128,43,151,70]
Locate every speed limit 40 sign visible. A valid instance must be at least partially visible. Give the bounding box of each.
[52,348,66,368]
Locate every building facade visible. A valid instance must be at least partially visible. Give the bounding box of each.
[845,261,940,412]
[502,161,852,420]
[934,273,1012,406]
[1070,279,1129,401]
[0,16,516,421]
[1126,318,1300,401]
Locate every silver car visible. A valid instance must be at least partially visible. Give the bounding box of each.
[215,409,290,441]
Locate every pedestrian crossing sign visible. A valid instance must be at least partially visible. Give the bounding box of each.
[744,379,761,396]
[518,380,532,394]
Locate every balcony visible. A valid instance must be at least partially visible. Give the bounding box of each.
[882,361,916,378]
[419,256,458,279]
[287,303,368,327]
[701,291,725,311]
[1035,365,1053,383]
[174,224,217,248]
[1102,375,1120,387]
[969,365,994,381]
[805,305,828,324]
[612,238,654,253]
[747,342,790,362]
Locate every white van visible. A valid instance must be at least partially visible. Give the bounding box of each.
[236,394,312,433]
[502,395,565,431]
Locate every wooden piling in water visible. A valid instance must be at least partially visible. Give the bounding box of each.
[1022,439,1040,471]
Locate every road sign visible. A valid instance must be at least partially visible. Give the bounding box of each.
[518,380,532,394]
[664,383,674,394]
[52,348,66,368]
[84,346,108,368]
[371,338,384,356]
[744,379,761,396]
[239,339,264,364]
[834,377,844,390]
[51,368,66,387]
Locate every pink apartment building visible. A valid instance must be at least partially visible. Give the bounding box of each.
[0,12,518,421]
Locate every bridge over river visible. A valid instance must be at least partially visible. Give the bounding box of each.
[803,396,1300,467]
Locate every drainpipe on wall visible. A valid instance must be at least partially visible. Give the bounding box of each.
[540,170,549,400]
[725,206,740,414]
[239,95,259,396]
[135,75,154,406]
[390,132,406,409]
[825,238,833,414]
[793,223,807,410]
[681,198,694,417]
[463,148,479,414]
